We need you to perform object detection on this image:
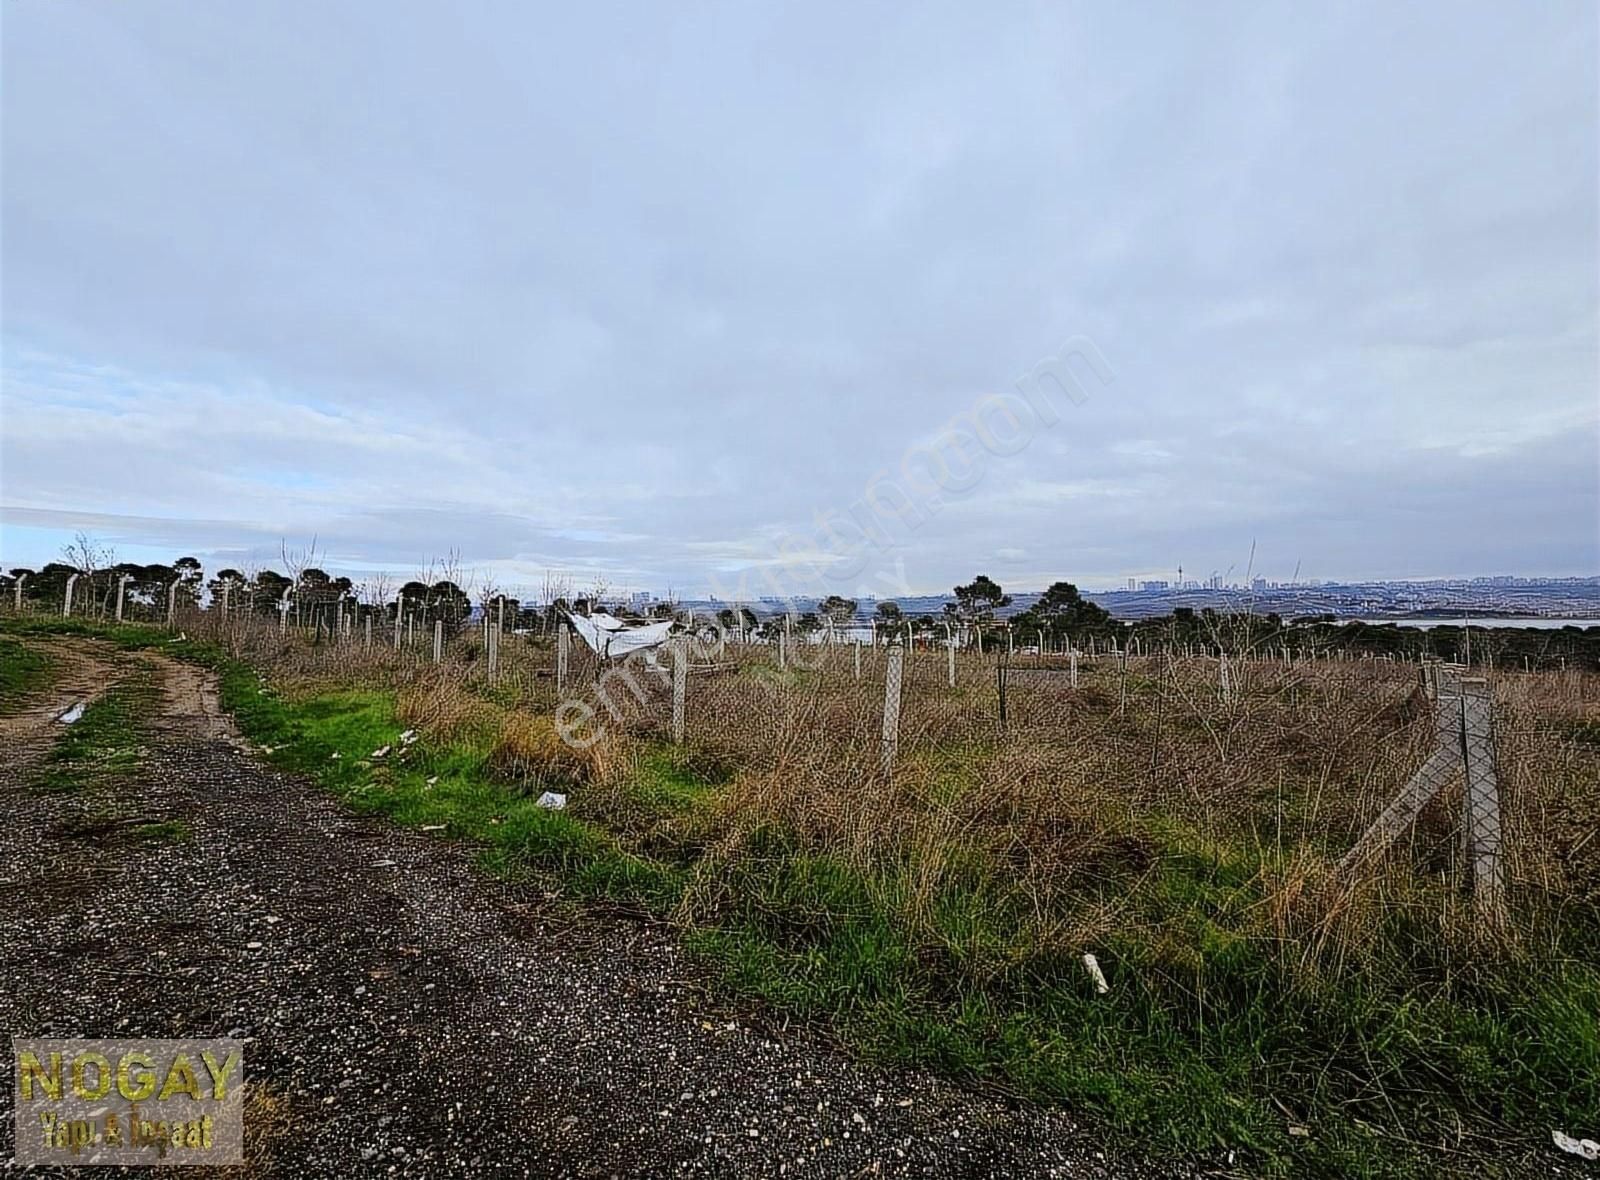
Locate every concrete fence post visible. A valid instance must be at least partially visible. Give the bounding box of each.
[1070,648,1079,689]
[854,638,862,680]
[946,629,956,689]
[671,638,687,745]
[63,573,79,618]
[556,624,570,694]
[167,581,180,627]
[881,642,904,778]
[115,574,133,623]
[487,616,499,682]
[364,615,373,650]
[433,619,443,664]
[13,571,27,613]
[1459,677,1507,932]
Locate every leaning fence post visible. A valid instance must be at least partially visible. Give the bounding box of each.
[672,638,687,744]
[881,642,904,777]
[63,573,79,618]
[433,619,443,664]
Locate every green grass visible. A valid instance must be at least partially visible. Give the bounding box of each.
[6,616,1594,1177]
[29,663,158,794]
[132,819,192,842]
[0,635,52,711]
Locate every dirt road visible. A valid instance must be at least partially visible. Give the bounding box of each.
[0,641,1183,1178]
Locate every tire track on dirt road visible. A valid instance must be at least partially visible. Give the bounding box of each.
[0,642,1187,1178]
[0,638,124,780]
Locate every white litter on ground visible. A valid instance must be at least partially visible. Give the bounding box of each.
[1553,1131,1600,1160]
[55,702,86,725]
[536,792,568,810]
[1081,953,1110,995]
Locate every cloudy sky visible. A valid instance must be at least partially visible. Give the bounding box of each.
[2,2,1596,599]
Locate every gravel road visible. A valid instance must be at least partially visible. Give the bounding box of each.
[0,640,1198,1178]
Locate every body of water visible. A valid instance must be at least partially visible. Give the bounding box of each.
[1336,618,1600,630]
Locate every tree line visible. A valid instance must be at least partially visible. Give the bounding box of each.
[5,548,1594,667]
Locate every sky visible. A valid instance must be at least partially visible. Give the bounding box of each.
[2,1,1596,601]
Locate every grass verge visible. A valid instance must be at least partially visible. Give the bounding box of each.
[0,635,53,711]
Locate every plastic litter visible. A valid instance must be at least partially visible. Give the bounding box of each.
[1082,953,1110,994]
[535,791,568,810]
[371,745,391,758]
[55,702,85,725]
[1553,1131,1600,1160]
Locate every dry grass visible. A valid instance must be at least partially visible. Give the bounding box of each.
[163,609,1600,1173]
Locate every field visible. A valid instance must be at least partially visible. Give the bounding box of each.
[3,608,1597,1177]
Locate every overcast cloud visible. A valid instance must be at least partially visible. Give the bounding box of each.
[2,1,1596,598]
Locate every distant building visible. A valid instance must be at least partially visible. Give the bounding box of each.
[1141,580,1170,592]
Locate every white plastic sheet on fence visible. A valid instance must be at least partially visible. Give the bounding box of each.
[566,611,675,659]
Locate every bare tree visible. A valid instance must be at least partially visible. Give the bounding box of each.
[281,536,320,625]
[61,531,116,617]
[477,572,504,631]
[364,571,395,620]
[540,569,574,635]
